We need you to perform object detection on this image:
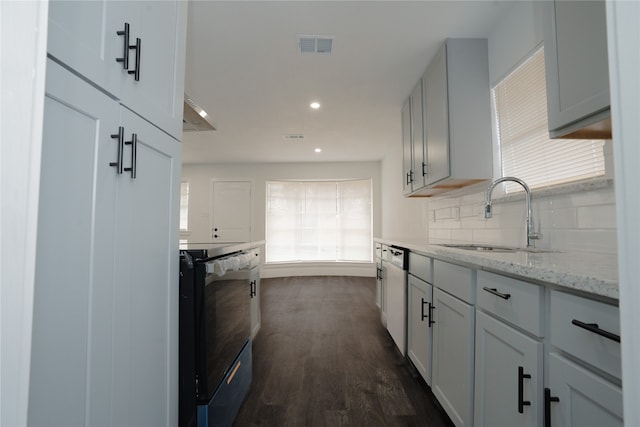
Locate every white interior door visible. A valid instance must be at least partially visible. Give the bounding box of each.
[211,180,252,242]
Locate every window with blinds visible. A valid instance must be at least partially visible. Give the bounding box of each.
[265,179,372,263]
[493,47,606,194]
[179,181,189,231]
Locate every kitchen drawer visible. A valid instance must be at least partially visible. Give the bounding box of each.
[434,260,475,304]
[550,290,621,380]
[409,252,432,283]
[477,271,544,337]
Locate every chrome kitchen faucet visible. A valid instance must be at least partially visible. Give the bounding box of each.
[484,177,542,248]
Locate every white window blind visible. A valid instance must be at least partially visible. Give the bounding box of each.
[179,181,189,231]
[493,47,605,194]
[265,179,372,263]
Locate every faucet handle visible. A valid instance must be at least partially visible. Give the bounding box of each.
[484,203,493,219]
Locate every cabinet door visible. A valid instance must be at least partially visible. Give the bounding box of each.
[380,262,388,324]
[474,312,542,427]
[411,80,425,189]
[423,44,450,186]
[250,266,261,339]
[111,107,181,427]
[48,0,187,139]
[47,0,132,99]
[402,97,413,195]
[407,275,433,385]
[30,60,119,426]
[118,0,187,140]
[543,0,610,137]
[547,353,623,427]
[376,261,383,309]
[432,288,475,427]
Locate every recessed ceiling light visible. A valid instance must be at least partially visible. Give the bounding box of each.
[310,102,320,109]
[198,110,207,118]
[315,148,322,153]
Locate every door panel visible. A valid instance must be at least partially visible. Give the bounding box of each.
[30,59,118,426]
[111,107,181,427]
[211,181,252,242]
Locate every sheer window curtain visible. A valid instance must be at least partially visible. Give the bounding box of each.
[266,179,372,263]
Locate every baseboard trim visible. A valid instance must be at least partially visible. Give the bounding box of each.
[261,262,376,278]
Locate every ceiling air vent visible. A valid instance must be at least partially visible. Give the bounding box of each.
[282,134,305,141]
[298,35,334,54]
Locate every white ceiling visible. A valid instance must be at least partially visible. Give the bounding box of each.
[182,0,513,164]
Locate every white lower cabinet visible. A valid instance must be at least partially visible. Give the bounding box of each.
[546,290,623,427]
[432,287,475,427]
[407,274,433,385]
[547,353,623,427]
[250,265,261,338]
[474,311,542,427]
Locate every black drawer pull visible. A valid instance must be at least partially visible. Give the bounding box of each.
[571,319,620,343]
[123,133,137,179]
[518,366,531,413]
[428,302,435,327]
[109,126,124,174]
[128,37,141,81]
[116,23,130,69]
[482,286,511,300]
[544,387,559,427]
[421,298,428,321]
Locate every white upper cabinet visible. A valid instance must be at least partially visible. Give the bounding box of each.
[48,0,187,139]
[411,79,426,189]
[422,46,450,187]
[402,97,413,195]
[403,39,493,197]
[543,0,611,139]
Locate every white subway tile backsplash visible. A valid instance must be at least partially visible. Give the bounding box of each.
[425,181,617,255]
[577,204,617,229]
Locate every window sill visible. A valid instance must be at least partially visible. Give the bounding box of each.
[489,177,613,204]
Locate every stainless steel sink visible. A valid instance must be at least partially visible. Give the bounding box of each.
[436,244,556,254]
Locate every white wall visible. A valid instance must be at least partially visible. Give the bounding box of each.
[0,2,48,426]
[379,137,429,241]
[182,161,381,277]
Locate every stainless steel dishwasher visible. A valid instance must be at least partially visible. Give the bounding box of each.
[385,246,408,356]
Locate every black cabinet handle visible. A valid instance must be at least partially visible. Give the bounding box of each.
[409,170,414,183]
[571,319,620,343]
[421,298,429,321]
[116,23,130,69]
[109,126,124,174]
[428,303,435,327]
[376,267,382,281]
[482,286,511,300]
[422,162,428,177]
[128,37,141,81]
[518,366,531,413]
[406,172,411,185]
[250,280,256,298]
[124,133,137,179]
[544,387,559,427]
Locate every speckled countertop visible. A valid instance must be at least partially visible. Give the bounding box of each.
[375,237,619,301]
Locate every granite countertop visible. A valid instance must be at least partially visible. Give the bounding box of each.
[375,237,619,301]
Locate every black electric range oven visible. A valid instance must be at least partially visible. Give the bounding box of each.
[179,243,258,427]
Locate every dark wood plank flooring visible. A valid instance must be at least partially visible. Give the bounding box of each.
[233,276,453,427]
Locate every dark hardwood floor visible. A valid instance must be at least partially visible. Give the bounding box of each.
[233,276,453,427]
